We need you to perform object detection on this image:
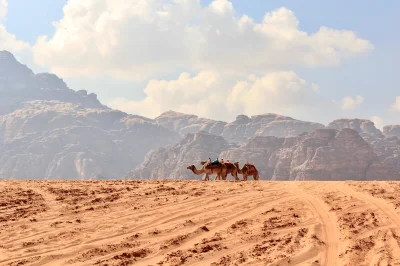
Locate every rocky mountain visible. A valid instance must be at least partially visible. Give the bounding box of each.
[384,125,400,138]
[0,51,104,115]
[222,114,325,143]
[155,111,227,136]
[156,111,325,144]
[327,119,383,136]
[0,51,179,179]
[1,50,399,181]
[223,128,398,181]
[129,128,399,181]
[327,119,400,177]
[126,131,237,180]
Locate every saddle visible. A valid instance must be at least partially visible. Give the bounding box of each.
[245,163,256,171]
[210,159,220,165]
[207,163,222,169]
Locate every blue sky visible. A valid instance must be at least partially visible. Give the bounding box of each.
[6,1,400,46]
[2,0,400,126]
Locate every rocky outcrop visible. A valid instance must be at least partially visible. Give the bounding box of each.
[155,111,226,136]
[221,129,399,181]
[221,114,325,143]
[0,101,179,179]
[0,51,104,115]
[327,119,382,136]
[383,125,400,138]
[220,136,286,179]
[157,111,325,143]
[126,131,237,180]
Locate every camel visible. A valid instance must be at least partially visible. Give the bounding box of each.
[200,160,239,181]
[187,162,227,181]
[234,162,260,181]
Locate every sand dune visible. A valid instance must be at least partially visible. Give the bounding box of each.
[1,181,400,266]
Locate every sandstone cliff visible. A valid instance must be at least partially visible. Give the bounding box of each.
[383,125,400,138]
[0,51,179,179]
[221,128,398,181]
[130,128,398,181]
[156,111,325,143]
[222,114,325,143]
[327,118,382,136]
[126,131,237,180]
[155,111,226,136]
[326,119,400,179]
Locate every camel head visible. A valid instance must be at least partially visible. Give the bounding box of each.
[187,165,195,171]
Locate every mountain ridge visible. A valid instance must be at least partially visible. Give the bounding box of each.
[0,50,399,180]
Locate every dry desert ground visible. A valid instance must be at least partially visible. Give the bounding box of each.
[1,180,400,266]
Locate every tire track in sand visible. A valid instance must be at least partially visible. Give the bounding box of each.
[340,183,400,228]
[288,182,339,266]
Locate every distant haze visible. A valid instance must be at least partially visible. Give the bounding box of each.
[1,52,399,180]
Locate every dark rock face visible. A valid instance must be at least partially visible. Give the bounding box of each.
[221,129,399,181]
[361,134,400,177]
[220,136,285,179]
[126,131,237,180]
[0,101,179,179]
[0,51,180,179]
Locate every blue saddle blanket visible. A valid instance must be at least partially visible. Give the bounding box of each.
[211,158,219,164]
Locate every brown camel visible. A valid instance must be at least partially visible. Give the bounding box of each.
[200,161,239,181]
[234,162,260,181]
[187,163,227,181]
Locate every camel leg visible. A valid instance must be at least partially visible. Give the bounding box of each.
[243,174,248,181]
[204,174,209,181]
[233,172,239,181]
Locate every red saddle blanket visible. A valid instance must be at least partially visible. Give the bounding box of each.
[206,163,221,169]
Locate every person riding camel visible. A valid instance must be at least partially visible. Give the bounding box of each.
[211,157,220,165]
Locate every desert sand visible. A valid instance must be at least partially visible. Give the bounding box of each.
[1,180,400,266]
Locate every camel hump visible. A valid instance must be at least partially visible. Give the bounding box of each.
[245,163,256,170]
[207,164,222,169]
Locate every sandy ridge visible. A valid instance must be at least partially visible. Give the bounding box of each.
[288,182,339,266]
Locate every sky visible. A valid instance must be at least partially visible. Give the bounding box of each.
[1,0,399,128]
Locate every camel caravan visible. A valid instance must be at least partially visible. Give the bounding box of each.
[187,158,260,181]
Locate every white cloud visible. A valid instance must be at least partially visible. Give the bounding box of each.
[0,25,31,53]
[108,70,320,121]
[371,116,383,130]
[33,0,373,81]
[391,96,400,111]
[0,0,7,20]
[333,95,365,110]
